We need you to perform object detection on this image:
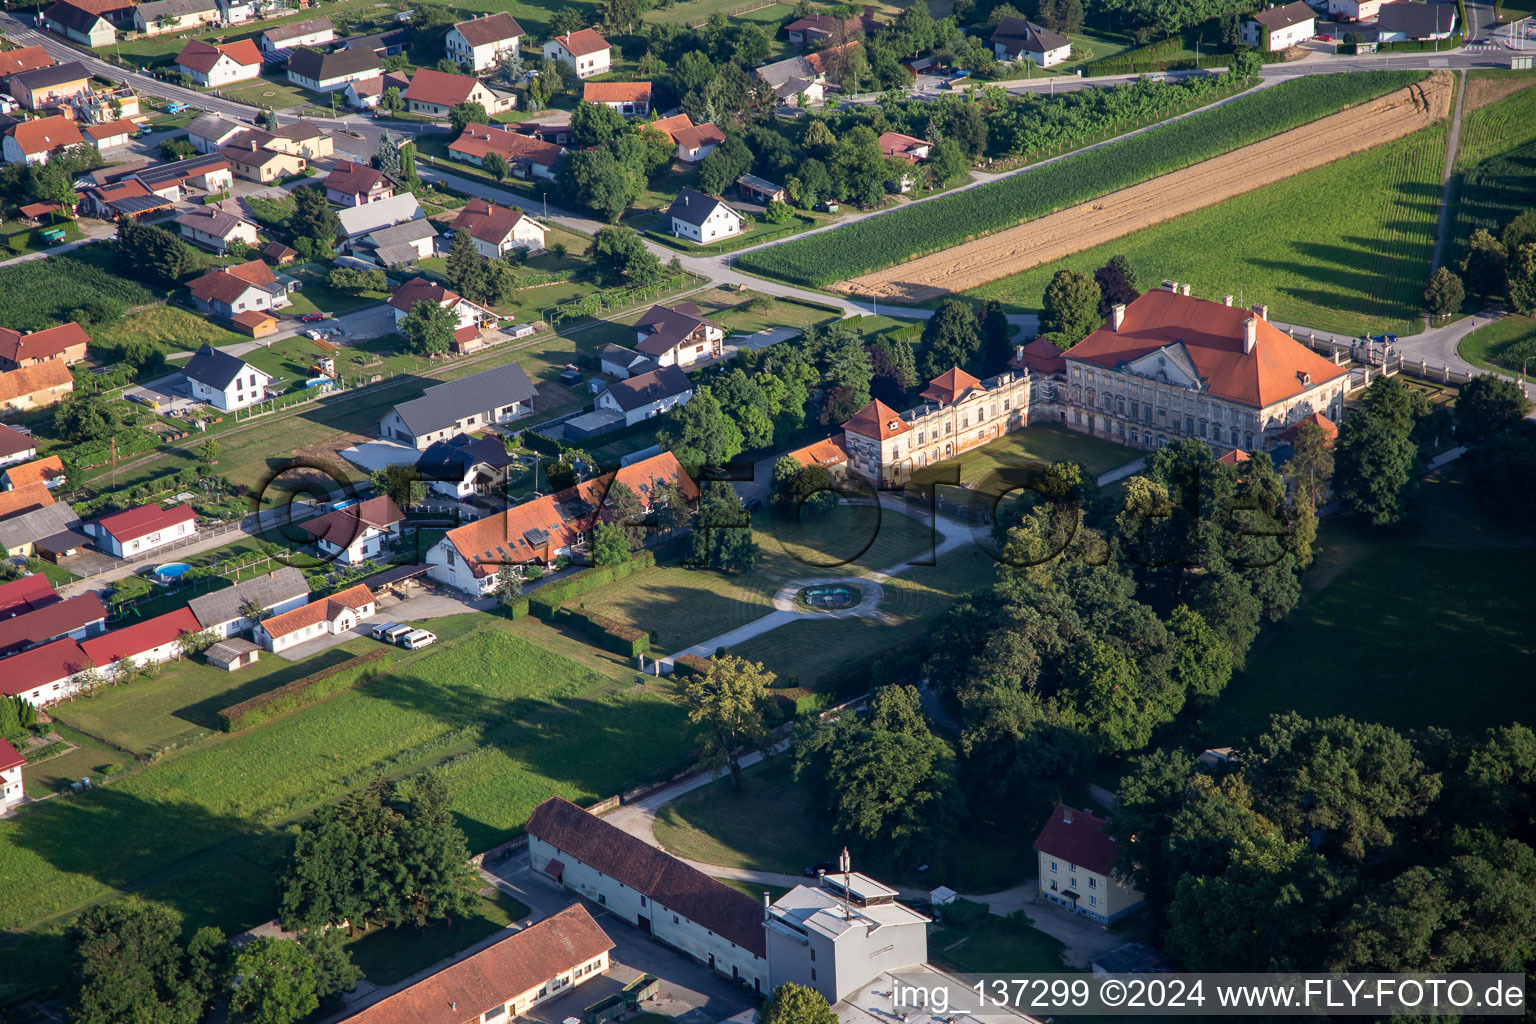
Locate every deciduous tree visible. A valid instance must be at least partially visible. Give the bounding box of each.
[400,298,457,356]
[680,653,773,790]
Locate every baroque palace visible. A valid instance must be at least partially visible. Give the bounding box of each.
[793,282,1351,488]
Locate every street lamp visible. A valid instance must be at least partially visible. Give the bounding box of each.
[1523,356,1534,383]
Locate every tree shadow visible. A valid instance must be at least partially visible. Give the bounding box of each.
[170,647,358,732]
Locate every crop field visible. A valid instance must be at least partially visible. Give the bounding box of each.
[1449,83,1536,250]
[0,253,158,331]
[964,123,1450,338]
[0,618,698,954]
[735,71,1427,288]
[843,74,1452,302]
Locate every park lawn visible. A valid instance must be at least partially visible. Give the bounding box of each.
[1457,314,1536,374]
[49,648,358,758]
[345,888,531,986]
[930,915,1073,974]
[764,500,942,574]
[653,756,826,875]
[964,124,1450,338]
[90,305,248,356]
[564,560,779,653]
[1065,26,1136,63]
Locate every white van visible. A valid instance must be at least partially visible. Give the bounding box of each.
[379,623,415,644]
[370,621,400,640]
[401,629,437,650]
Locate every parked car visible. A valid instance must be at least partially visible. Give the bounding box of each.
[370,621,400,640]
[400,629,437,650]
[1316,33,1334,40]
[379,623,414,644]
[299,312,325,323]
[804,860,838,877]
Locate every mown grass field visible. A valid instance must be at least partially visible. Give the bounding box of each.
[0,616,703,1003]
[965,124,1449,337]
[1458,314,1536,374]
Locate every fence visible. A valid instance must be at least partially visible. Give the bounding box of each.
[1282,325,1483,390]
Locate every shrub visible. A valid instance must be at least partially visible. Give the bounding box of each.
[219,650,393,732]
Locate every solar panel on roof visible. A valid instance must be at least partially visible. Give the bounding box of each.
[111,195,172,215]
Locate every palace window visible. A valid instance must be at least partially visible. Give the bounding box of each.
[1185,417,1194,434]
[1129,401,1138,420]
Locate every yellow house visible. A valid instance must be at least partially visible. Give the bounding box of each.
[1033,804,1145,926]
[220,138,307,182]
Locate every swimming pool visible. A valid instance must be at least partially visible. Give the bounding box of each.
[153,562,192,583]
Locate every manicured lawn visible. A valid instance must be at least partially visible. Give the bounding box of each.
[567,560,779,653]
[965,125,1449,338]
[0,218,80,257]
[654,757,826,875]
[48,648,358,757]
[280,262,392,316]
[221,77,327,112]
[90,305,248,356]
[345,888,530,986]
[930,916,1073,974]
[1457,314,1536,374]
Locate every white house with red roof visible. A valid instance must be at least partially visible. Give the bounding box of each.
[448,123,564,180]
[298,495,404,565]
[1,115,84,166]
[253,583,376,653]
[0,638,87,706]
[83,502,197,558]
[1060,281,1349,453]
[0,737,25,810]
[1033,804,1144,925]
[174,38,262,86]
[324,160,394,207]
[187,259,294,319]
[445,12,524,72]
[449,198,545,258]
[542,28,610,78]
[81,607,202,675]
[583,81,651,116]
[402,68,515,118]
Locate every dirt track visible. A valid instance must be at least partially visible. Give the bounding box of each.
[836,72,1453,303]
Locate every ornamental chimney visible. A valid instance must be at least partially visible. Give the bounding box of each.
[1222,295,1234,306]
[1063,806,1074,824]
[1243,317,1258,355]
[1161,279,1177,292]
[1111,303,1126,331]
[1251,303,1268,321]
[1181,283,1191,296]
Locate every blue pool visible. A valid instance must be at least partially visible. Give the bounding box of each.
[153,562,192,583]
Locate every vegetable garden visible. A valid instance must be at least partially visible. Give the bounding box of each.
[737,71,1426,289]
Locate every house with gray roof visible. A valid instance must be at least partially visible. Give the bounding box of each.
[187,566,309,638]
[594,365,693,427]
[599,343,655,379]
[182,344,271,412]
[379,362,537,449]
[990,16,1071,65]
[0,503,87,561]
[632,301,724,369]
[350,217,437,267]
[133,0,220,37]
[665,189,745,247]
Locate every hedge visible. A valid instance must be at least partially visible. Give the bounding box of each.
[577,612,650,657]
[218,649,393,732]
[672,653,712,678]
[520,428,564,458]
[529,552,656,619]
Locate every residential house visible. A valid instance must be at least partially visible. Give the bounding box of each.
[186,566,310,637]
[0,482,53,520]
[175,207,260,253]
[595,365,693,427]
[583,81,650,116]
[132,152,234,198]
[0,593,106,656]
[261,241,298,265]
[84,503,197,559]
[1,115,83,166]
[81,607,203,676]
[877,131,929,163]
[133,0,220,36]
[174,38,263,86]
[1057,283,1349,452]
[298,495,405,564]
[785,435,849,477]
[755,56,825,105]
[765,870,930,1004]
[1243,0,1316,48]
[186,112,244,153]
[378,360,535,449]
[265,120,332,159]
[1373,1,1457,40]
[79,179,172,219]
[324,160,393,207]
[82,118,138,150]
[182,344,272,411]
[217,0,258,24]
[445,12,524,72]
[1033,804,1144,925]
[990,16,1071,65]
[0,363,74,413]
[447,122,563,179]
[1328,0,1383,20]
[0,322,89,372]
[427,452,697,591]
[260,16,335,51]
[385,277,492,335]
[253,583,376,653]
[450,197,545,258]
[41,0,118,47]
[2,455,66,491]
[666,188,744,244]
[342,70,410,109]
[416,435,517,499]
[286,46,381,92]
[402,67,515,118]
[673,121,726,163]
[220,132,307,182]
[337,905,613,1024]
[353,218,437,268]
[0,737,23,811]
[0,47,56,79]
[542,29,611,78]
[785,7,881,45]
[599,343,654,379]
[0,637,88,706]
[735,173,786,205]
[335,28,412,58]
[5,62,90,110]
[187,260,294,317]
[839,366,1035,487]
[0,425,37,468]
[336,191,424,241]
[0,503,88,562]
[70,84,140,123]
[525,796,768,992]
[633,301,724,368]
[0,575,56,618]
